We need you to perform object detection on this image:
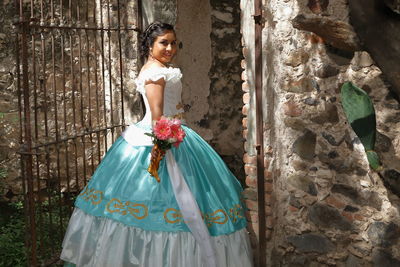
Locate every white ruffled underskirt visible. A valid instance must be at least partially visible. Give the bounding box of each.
[61,208,253,267]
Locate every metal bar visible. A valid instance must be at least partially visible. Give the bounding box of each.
[19,0,37,264]
[40,27,55,257]
[40,0,44,26]
[61,32,67,134]
[73,138,79,192]
[15,16,30,265]
[51,25,64,241]
[30,12,42,258]
[68,0,72,25]
[41,34,49,140]
[86,0,89,24]
[77,3,88,185]
[32,33,39,141]
[35,150,44,257]
[85,27,95,175]
[45,148,54,256]
[137,0,143,65]
[30,125,124,149]
[93,0,96,25]
[30,0,34,21]
[77,6,84,129]
[69,31,77,133]
[60,0,64,26]
[82,135,87,185]
[67,2,80,191]
[254,0,266,266]
[116,0,124,131]
[65,140,72,214]
[106,0,114,142]
[100,0,108,152]
[85,31,92,129]
[93,27,102,165]
[50,0,55,25]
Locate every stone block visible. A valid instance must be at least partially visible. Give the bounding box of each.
[315,63,339,78]
[367,222,400,248]
[245,175,257,188]
[292,130,316,161]
[288,174,318,196]
[244,164,257,176]
[284,117,307,131]
[287,233,335,253]
[310,103,339,124]
[282,77,314,93]
[243,92,250,104]
[245,199,258,211]
[242,187,257,201]
[285,49,310,67]
[309,203,353,230]
[382,169,400,197]
[326,195,346,209]
[372,249,400,267]
[243,153,257,164]
[284,100,303,117]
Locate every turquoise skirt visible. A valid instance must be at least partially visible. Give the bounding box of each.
[61,125,252,267]
[74,125,246,236]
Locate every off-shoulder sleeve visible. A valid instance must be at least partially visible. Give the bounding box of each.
[135,67,182,94]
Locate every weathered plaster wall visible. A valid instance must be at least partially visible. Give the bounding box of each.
[141,0,177,27]
[241,0,400,265]
[176,0,244,178]
[175,0,212,140]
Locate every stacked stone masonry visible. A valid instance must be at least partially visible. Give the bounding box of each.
[241,0,400,266]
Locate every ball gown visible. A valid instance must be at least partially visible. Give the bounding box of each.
[60,67,253,267]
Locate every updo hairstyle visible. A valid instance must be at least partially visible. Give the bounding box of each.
[140,22,175,58]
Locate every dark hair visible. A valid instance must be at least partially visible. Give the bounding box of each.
[140,21,175,58]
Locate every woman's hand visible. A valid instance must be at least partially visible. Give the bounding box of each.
[151,145,166,159]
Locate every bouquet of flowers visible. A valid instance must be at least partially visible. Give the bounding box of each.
[145,117,186,182]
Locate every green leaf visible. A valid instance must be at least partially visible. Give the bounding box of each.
[366,151,382,171]
[341,82,376,150]
[340,82,382,170]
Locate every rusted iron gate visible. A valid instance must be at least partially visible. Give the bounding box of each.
[14,0,141,265]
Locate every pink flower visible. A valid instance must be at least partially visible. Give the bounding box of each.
[153,118,172,140]
[175,128,186,142]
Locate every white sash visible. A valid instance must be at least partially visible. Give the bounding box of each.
[121,126,217,267]
[166,151,217,267]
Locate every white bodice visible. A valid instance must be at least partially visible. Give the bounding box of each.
[135,67,184,125]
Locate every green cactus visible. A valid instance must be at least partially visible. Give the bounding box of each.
[340,82,381,170]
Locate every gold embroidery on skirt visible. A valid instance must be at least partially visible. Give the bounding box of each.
[78,187,244,225]
[79,186,104,205]
[204,209,228,227]
[164,208,183,224]
[106,198,148,220]
[228,204,245,223]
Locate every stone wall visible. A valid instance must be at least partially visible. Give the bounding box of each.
[241,0,400,265]
[176,0,244,179]
[0,1,23,200]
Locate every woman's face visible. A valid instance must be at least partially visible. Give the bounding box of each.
[150,30,177,64]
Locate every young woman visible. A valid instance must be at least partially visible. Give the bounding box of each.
[61,21,253,267]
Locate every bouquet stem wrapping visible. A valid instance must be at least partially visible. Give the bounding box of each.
[147,144,164,183]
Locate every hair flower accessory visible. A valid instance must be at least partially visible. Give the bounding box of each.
[145,117,186,182]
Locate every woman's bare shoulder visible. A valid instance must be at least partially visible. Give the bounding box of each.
[140,62,165,75]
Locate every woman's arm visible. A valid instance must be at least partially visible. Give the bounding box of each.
[145,78,166,121]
